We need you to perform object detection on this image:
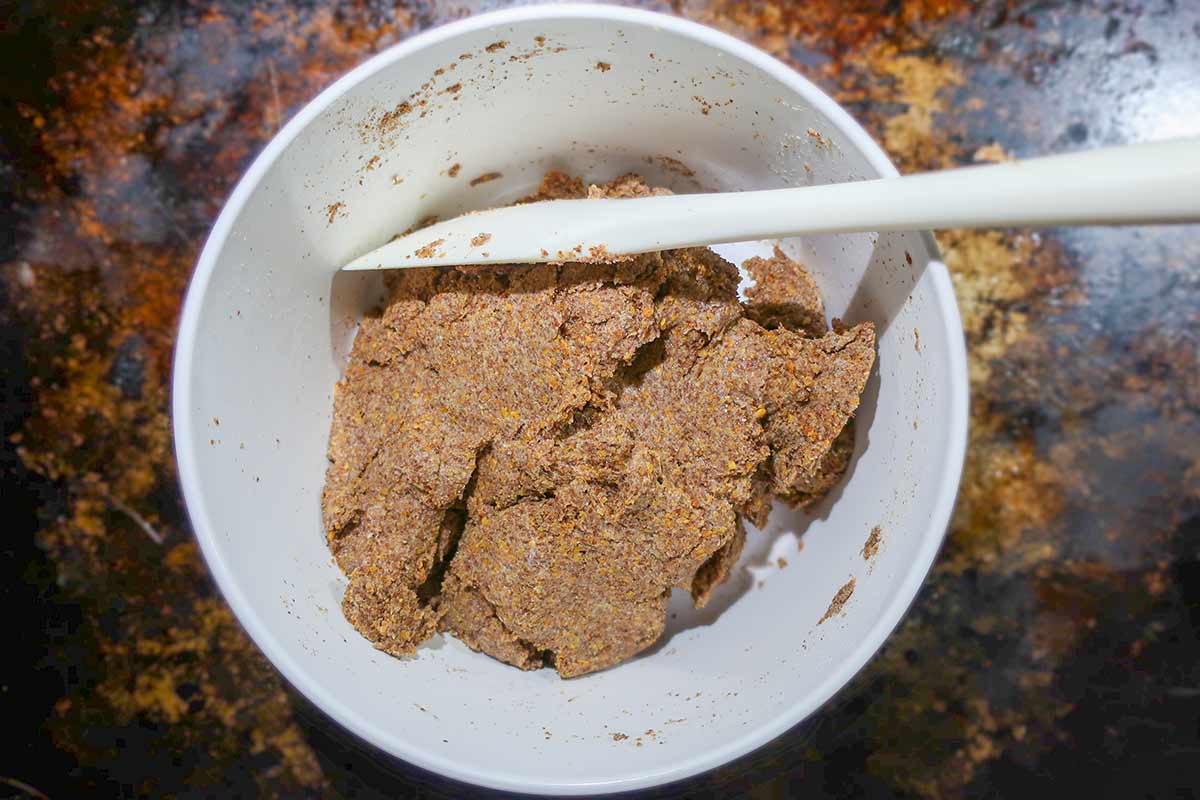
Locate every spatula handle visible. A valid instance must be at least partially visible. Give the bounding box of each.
[711,136,1200,241]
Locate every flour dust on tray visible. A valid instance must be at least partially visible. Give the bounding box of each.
[321,173,875,678]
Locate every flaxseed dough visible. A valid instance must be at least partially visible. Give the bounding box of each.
[322,173,876,677]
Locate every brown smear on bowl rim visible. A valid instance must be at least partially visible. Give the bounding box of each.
[806,127,833,148]
[818,578,856,624]
[362,38,524,146]
[653,155,696,178]
[324,202,346,224]
[372,101,412,139]
[862,526,883,561]
[394,215,438,240]
[469,171,502,187]
[508,45,566,63]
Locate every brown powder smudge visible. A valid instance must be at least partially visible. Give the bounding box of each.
[807,128,832,148]
[324,202,345,224]
[470,171,502,187]
[396,215,438,239]
[485,41,508,52]
[655,155,695,178]
[447,163,461,178]
[377,101,413,135]
[414,239,444,259]
[862,526,882,561]
[818,578,856,624]
[596,61,611,72]
[443,82,462,94]
[611,732,628,741]
[470,233,491,247]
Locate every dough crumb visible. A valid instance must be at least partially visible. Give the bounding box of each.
[741,247,826,337]
[818,578,856,624]
[862,526,882,561]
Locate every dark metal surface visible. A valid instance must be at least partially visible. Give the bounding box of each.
[1,1,1197,797]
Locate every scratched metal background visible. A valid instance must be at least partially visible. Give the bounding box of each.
[1,1,1198,797]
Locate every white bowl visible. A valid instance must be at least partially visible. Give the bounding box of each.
[173,5,967,794]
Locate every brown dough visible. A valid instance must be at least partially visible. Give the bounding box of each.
[322,175,876,677]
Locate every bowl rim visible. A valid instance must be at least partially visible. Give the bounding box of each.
[172,4,969,794]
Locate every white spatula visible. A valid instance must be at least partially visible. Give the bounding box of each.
[342,137,1200,272]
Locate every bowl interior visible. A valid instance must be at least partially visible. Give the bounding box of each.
[175,7,965,794]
